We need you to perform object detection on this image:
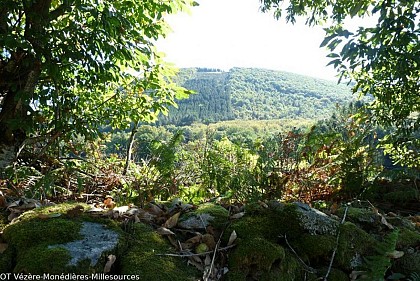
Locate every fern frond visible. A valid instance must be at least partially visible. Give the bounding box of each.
[363,229,399,281]
[408,272,420,281]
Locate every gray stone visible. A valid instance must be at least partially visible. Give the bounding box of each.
[294,202,339,235]
[49,222,119,266]
[178,213,214,229]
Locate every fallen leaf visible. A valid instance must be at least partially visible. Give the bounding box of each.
[145,203,164,216]
[386,250,404,259]
[104,198,116,209]
[38,213,62,219]
[0,243,8,254]
[379,214,394,230]
[204,254,211,266]
[167,235,179,249]
[163,212,181,229]
[8,210,21,221]
[230,212,245,219]
[188,257,204,271]
[86,206,104,213]
[156,227,175,236]
[349,270,367,281]
[103,254,116,273]
[185,234,202,245]
[227,230,237,246]
[0,195,6,208]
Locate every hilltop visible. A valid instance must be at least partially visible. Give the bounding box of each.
[158,67,353,126]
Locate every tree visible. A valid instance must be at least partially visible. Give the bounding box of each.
[260,0,420,167]
[0,0,193,167]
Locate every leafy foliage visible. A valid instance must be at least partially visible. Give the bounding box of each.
[364,230,399,281]
[0,0,193,160]
[260,0,420,168]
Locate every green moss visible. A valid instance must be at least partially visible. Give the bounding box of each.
[243,202,264,214]
[336,222,377,271]
[337,207,377,225]
[393,252,420,275]
[3,218,82,251]
[260,251,303,281]
[195,203,229,227]
[397,228,420,248]
[1,203,123,274]
[12,202,90,222]
[228,237,285,279]
[296,234,336,262]
[317,267,349,281]
[0,209,9,232]
[14,245,72,274]
[120,223,200,280]
[0,245,14,273]
[273,204,303,238]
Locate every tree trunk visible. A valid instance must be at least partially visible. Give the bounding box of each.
[0,0,52,168]
[123,121,140,175]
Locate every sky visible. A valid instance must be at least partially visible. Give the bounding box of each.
[156,0,339,81]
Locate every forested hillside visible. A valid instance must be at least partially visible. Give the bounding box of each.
[158,67,353,125]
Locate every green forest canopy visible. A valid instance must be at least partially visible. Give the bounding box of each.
[158,67,353,126]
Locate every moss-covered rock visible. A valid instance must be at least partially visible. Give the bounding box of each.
[228,237,285,280]
[179,202,229,229]
[0,203,120,273]
[397,228,420,249]
[392,251,420,275]
[336,222,377,271]
[120,223,200,280]
[296,233,336,262]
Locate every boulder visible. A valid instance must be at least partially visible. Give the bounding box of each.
[0,202,200,280]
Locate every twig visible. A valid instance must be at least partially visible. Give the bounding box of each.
[204,237,221,281]
[156,244,236,258]
[324,206,349,281]
[283,234,317,274]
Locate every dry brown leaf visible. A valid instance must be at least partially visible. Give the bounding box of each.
[258,201,269,208]
[103,254,116,273]
[145,203,164,216]
[380,214,394,230]
[167,235,179,249]
[188,257,204,271]
[181,242,194,250]
[8,210,21,221]
[386,250,404,259]
[230,212,245,220]
[186,234,202,245]
[204,254,212,266]
[38,213,62,220]
[227,230,237,246]
[156,227,175,236]
[0,243,8,254]
[163,212,181,229]
[104,198,116,209]
[0,196,6,208]
[349,270,367,281]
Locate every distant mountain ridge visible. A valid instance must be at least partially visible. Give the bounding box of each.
[158,67,353,126]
